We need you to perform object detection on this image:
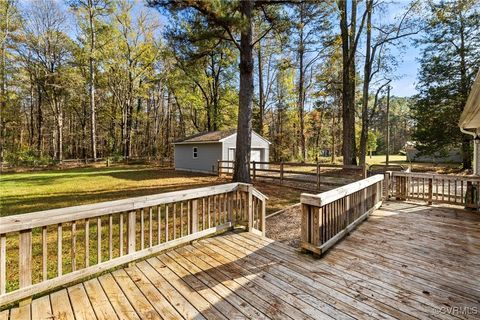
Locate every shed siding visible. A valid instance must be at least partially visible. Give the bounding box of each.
[221,132,270,162]
[174,143,222,174]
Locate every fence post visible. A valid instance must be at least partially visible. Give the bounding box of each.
[252,161,256,181]
[428,177,433,205]
[127,211,136,255]
[190,199,198,234]
[280,162,284,184]
[316,163,321,191]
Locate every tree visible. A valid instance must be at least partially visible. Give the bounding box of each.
[358,0,419,167]
[0,0,22,168]
[148,0,289,183]
[337,0,368,165]
[70,0,111,161]
[22,0,72,162]
[413,0,480,169]
[291,1,331,162]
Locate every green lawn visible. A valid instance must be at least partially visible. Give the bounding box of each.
[0,165,224,216]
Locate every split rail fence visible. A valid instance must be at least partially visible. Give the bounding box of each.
[218,160,366,191]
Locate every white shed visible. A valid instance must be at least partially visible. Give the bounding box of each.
[173,129,271,174]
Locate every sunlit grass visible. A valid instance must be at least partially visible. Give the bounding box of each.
[0,165,224,216]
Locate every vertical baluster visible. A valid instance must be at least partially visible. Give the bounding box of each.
[119,214,123,256]
[173,203,177,239]
[454,180,458,204]
[180,202,184,237]
[97,217,102,263]
[57,224,63,276]
[202,198,206,230]
[109,214,113,260]
[140,209,144,250]
[85,219,90,267]
[461,181,464,204]
[0,234,5,294]
[42,226,47,281]
[71,221,77,272]
[208,196,211,228]
[149,208,153,247]
[448,180,451,203]
[187,200,191,234]
[165,205,169,242]
[157,206,161,244]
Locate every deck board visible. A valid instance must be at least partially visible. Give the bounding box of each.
[3,200,480,319]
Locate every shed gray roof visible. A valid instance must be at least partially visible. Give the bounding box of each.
[173,129,271,145]
[174,129,237,144]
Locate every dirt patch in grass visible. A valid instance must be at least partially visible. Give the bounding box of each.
[251,181,303,215]
[266,204,302,248]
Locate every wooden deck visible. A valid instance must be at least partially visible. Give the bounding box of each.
[2,200,480,319]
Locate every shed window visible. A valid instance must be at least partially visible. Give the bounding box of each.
[193,147,198,158]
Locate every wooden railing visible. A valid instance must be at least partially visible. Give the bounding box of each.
[218,160,366,190]
[300,174,384,256]
[390,171,480,207]
[0,183,267,306]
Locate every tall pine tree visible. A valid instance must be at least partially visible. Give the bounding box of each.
[413,0,480,168]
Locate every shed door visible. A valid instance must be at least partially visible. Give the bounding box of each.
[251,149,262,162]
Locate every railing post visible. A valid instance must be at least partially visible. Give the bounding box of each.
[19,229,32,306]
[247,186,253,231]
[260,198,266,237]
[127,210,136,254]
[252,161,256,181]
[280,162,284,184]
[316,163,321,191]
[428,177,433,205]
[217,160,221,177]
[300,204,312,251]
[384,171,391,200]
[190,199,198,234]
[396,175,407,201]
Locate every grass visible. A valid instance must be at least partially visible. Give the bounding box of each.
[0,165,225,216]
[0,164,302,296]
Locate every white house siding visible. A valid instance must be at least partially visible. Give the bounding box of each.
[174,143,222,174]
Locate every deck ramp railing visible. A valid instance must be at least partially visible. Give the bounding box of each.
[390,172,480,207]
[300,174,384,255]
[0,183,267,306]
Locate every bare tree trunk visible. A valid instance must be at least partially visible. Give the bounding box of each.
[359,1,372,168]
[339,0,359,165]
[233,0,254,183]
[88,0,97,161]
[297,4,306,162]
[257,41,264,135]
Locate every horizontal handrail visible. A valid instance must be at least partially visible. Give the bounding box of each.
[0,183,240,234]
[300,174,384,207]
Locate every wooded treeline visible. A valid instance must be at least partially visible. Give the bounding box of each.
[1,0,477,177]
